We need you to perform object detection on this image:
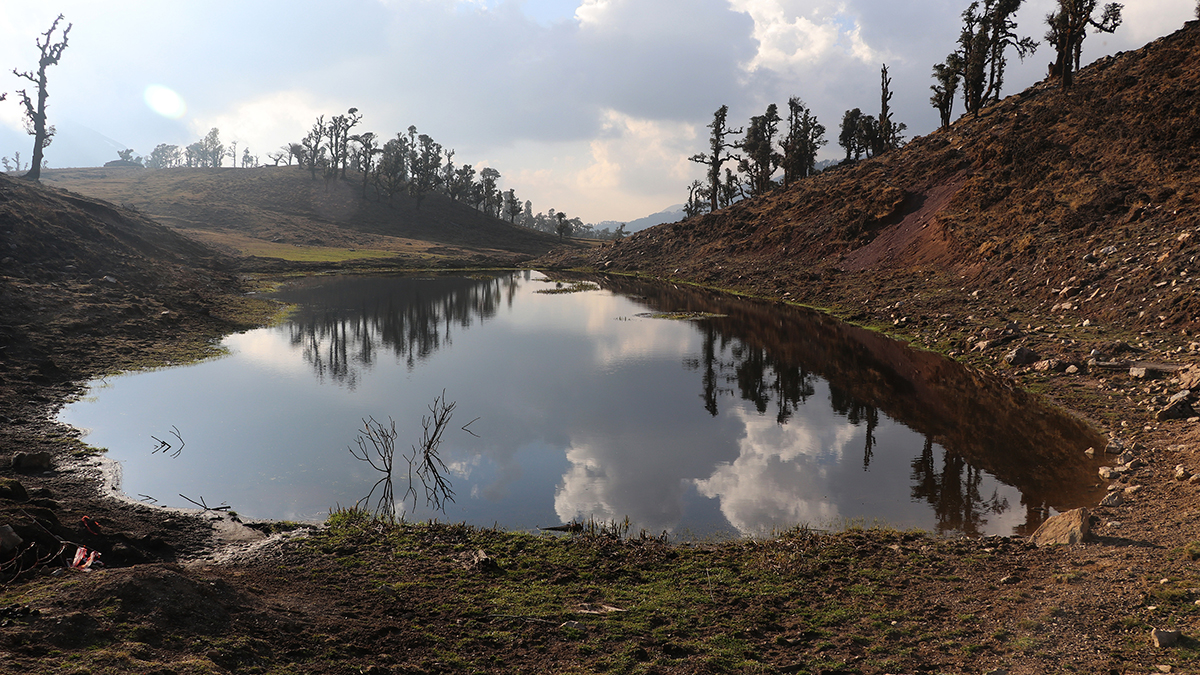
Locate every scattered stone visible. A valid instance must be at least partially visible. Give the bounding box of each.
[1065,364,1080,374]
[1177,465,1193,481]
[1099,492,1123,507]
[1116,450,1137,465]
[1099,466,1117,479]
[1151,628,1181,648]
[11,452,52,473]
[560,620,584,631]
[1131,366,1150,379]
[984,669,1009,675]
[1125,485,1144,495]
[1169,390,1193,405]
[459,549,499,573]
[1030,507,1091,546]
[1156,665,1173,674]
[1006,346,1038,366]
[1158,398,1198,421]
[999,575,1019,584]
[1105,439,1125,454]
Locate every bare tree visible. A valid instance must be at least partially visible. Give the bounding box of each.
[689,105,743,213]
[13,14,71,181]
[1046,0,1122,89]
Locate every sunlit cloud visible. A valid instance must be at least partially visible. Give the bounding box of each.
[143,85,187,120]
[693,408,859,535]
[188,89,335,156]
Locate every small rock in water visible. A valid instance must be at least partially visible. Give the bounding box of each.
[1084,447,1096,458]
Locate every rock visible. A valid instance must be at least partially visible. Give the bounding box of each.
[984,669,1009,675]
[1116,450,1137,465]
[1005,346,1038,366]
[1125,485,1144,495]
[1099,492,1123,507]
[11,452,52,472]
[560,620,584,631]
[999,575,1018,584]
[1176,465,1192,481]
[1131,366,1150,379]
[1105,439,1125,454]
[1084,447,1095,458]
[460,549,499,573]
[0,525,22,552]
[1066,364,1080,374]
[1030,507,1091,546]
[1099,466,1117,480]
[1034,358,1064,372]
[1190,474,1200,485]
[1168,390,1192,405]
[1151,628,1181,648]
[0,478,28,503]
[1179,365,1200,390]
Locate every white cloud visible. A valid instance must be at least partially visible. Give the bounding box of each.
[693,408,857,535]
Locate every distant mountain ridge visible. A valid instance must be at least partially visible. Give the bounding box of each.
[596,204,687,234]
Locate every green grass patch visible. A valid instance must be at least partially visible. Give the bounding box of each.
[237,241,399,262]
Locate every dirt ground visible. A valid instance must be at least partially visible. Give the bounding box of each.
[4,21,1200,675]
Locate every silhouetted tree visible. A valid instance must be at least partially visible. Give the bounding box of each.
[689,105,743,213]
[958,0,1037,115]
[684,179,709,218]
[876,64,907,155]
[930,53,964,128]
[351,132,380,198]
[12,14,71,181]
[503,189,522,223]
[555,211,572,240]
[408,133,443,207]
[838,108,865,161]
[477,167,501,217]
[448,163,475,203]
[145,144,182,169]
[374,134,410,204]
[781,97,826,185]
[738,103,782,197]
[1045,0,1122,89]
[302,117,326,178]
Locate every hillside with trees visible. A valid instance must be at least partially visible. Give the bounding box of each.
[41,165,566,265]
[545,19,1200,338]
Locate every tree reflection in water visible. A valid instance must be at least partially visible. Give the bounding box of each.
[276,275,514,388]
[603,273,1105,536]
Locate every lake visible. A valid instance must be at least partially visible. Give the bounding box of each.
[59,271,1107,538]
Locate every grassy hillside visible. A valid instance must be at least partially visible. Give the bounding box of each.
[41,165,565,265]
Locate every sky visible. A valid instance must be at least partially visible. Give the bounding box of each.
[0,0,1194,224]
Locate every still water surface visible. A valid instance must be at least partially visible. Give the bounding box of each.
[60,272,1106,537]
